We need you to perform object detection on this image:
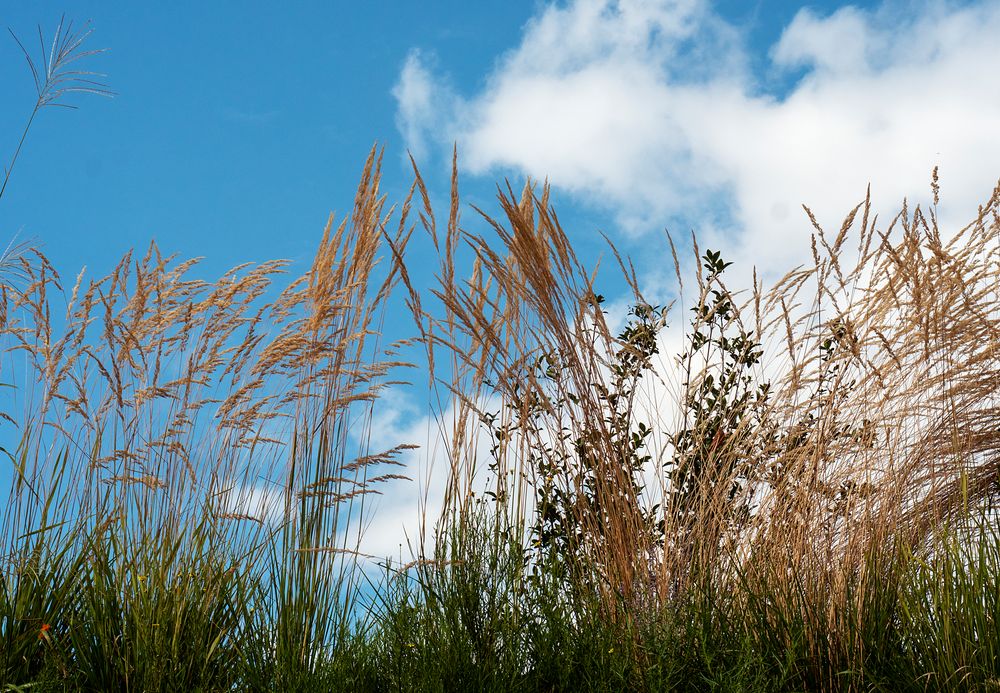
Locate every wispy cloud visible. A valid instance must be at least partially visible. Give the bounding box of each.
[391,50,457,163]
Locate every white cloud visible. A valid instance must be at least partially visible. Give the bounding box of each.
[391,50,455,163]
[348,387,504,564]
[771,6,878,76]
[213,387,499,566]
[393,0,1000,283]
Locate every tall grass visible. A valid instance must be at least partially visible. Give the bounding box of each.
[2,107,1000,688]
[388,161,1000,691]
[0,146,421,689]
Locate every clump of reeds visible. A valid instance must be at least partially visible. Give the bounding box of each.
[402,158,1000,690]
[3,49,1000,684]
[0,146,420,689]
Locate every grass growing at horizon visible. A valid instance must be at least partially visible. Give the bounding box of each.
[1,149,999,691]
[3,21,1000,692]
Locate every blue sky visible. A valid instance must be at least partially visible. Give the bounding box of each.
[3,1,997,298]
[3,0,999,559]
[2,0,891,281]
[1,1,525,279]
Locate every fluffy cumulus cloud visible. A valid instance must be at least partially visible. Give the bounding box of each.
[394,0,1000,280]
